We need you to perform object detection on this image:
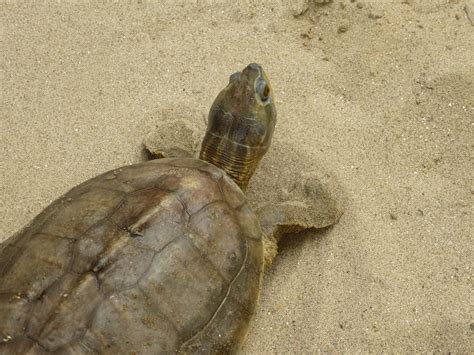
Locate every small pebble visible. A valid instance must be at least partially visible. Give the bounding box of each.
[368,12,383,19]
[290,0,308,17]
[338,25,348,33]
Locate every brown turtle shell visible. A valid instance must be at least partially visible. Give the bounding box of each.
[0,158,263,354]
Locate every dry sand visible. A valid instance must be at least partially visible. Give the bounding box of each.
[1,0,473,352]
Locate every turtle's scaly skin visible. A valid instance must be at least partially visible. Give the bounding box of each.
[0,158,263,354]
[200,63,276,191]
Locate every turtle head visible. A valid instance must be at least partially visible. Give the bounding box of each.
[224,63,277,148]
[200,63,277,191]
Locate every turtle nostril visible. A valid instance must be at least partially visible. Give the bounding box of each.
[247,63,262,72]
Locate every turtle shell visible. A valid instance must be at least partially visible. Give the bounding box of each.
[0,158,263,354]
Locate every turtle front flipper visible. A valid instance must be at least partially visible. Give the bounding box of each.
[256,171,344,269]
[143,119,202,160]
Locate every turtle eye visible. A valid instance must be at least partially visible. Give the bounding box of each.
[229,71,240,83]
[256,80,270,101]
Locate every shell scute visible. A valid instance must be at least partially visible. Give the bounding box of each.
[81,288,179,354]
[138,234,228,341]
[85,160,178,193]
[235,204,262,241]
[219,174,247,209]
[108,188,169,230]
[115,194,188,253]
[40,188,125,239]
[228,238,263,314]
[98,239,156,294]
[176,173,223,215]
[26,273,79,339]
[36,273,102,352]
[188,200,245,282]
[70,220,124,274]
[0,294,31,337]
[179,296,251,354]
[197,163,224,181]
[0,233,75,297]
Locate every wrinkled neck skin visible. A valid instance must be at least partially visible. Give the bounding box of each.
[199,119,269,192]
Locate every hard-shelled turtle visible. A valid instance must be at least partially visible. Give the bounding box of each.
[0,63,342,353]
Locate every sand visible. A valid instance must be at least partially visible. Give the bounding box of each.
[1,0,473,352]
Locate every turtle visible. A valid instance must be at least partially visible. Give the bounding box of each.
[0,63,343,354]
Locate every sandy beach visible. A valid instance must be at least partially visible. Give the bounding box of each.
[1,0,473,352]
